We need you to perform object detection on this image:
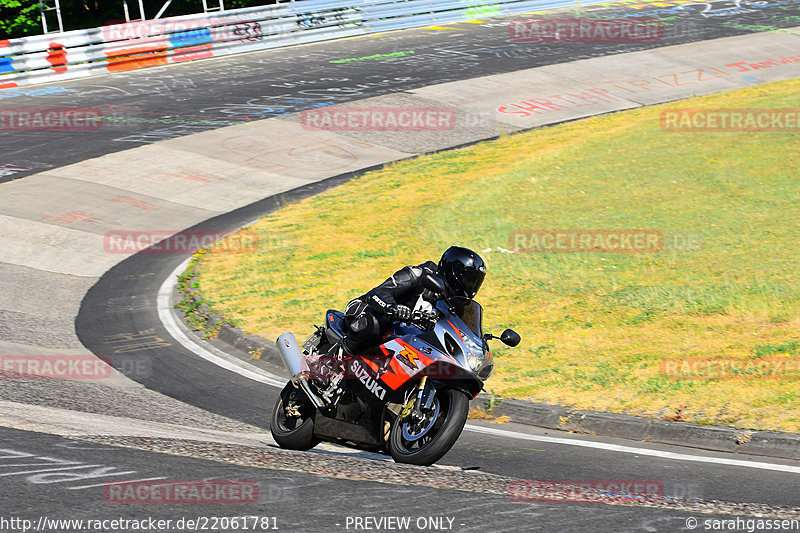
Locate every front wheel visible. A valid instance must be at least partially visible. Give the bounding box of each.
[270,382,320,451]
[389,387,469,466]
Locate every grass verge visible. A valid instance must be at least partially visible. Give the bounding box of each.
[192,78,800,433]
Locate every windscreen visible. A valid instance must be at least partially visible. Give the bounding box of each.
[459,301,483,337]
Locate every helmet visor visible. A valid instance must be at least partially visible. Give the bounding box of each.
[444,263,485,304]
[459,266,484,299]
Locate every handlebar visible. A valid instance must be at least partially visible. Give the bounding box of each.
[409,309,438,329]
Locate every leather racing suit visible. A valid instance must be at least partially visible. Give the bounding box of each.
[342,261,439,355]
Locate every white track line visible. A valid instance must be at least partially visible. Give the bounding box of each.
[465,425,800,474]
[157,258,286,388]
[159,260,800,474]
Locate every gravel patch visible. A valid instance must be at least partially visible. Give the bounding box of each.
[75,435,800,519]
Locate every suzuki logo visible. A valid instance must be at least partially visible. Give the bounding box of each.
[350,360,387,400]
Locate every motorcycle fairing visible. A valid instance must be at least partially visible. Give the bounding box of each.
[323,301,486,396]
[313,385,385,447]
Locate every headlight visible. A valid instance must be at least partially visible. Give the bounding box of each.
[467,355,483,371]
[460,332,485,371]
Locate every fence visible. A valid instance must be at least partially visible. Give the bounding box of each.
[1,0,606,89]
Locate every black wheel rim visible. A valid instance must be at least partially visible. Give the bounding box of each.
[401,397,441,442]
[395,390,451,454]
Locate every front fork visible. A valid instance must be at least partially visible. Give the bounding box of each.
[400,376,436,421]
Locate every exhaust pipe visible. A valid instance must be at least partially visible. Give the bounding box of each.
[276,333,308,376]
[276,333,326,409]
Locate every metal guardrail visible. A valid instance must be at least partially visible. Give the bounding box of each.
[0,0,606,89]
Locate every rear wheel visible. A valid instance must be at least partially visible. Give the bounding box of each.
[270,382,320,450]
[389,387,469,466]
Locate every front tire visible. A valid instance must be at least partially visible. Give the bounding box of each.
[389,387,469,466]
[270,382,320,451]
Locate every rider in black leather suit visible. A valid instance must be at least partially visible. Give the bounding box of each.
[341,246,486,355]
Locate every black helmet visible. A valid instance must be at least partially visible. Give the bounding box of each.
[437,246,486,306]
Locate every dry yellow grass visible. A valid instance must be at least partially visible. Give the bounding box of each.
[197,78,800,433]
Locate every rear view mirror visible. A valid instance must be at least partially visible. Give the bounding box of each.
[423,273,446,294]
[500,329,521,347]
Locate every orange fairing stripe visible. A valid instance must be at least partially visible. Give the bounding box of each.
[377,344,406,389]
[379,340,432,391]
[363,358,380,373]
[447,320,462,339]
[380,357,409,390]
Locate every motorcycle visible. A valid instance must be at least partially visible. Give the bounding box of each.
[270,273,521,466]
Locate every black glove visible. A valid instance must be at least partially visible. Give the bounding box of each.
[391,304,412,321]
[421,310,438,325]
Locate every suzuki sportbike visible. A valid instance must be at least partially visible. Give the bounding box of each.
[270,274,520,466]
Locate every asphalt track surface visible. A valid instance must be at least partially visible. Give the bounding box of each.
[0,426,746,533]
[3,0,800,182]
[3,1,800,531]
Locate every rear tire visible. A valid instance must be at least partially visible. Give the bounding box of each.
[389,387,469,466]
[270,382,320,451]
